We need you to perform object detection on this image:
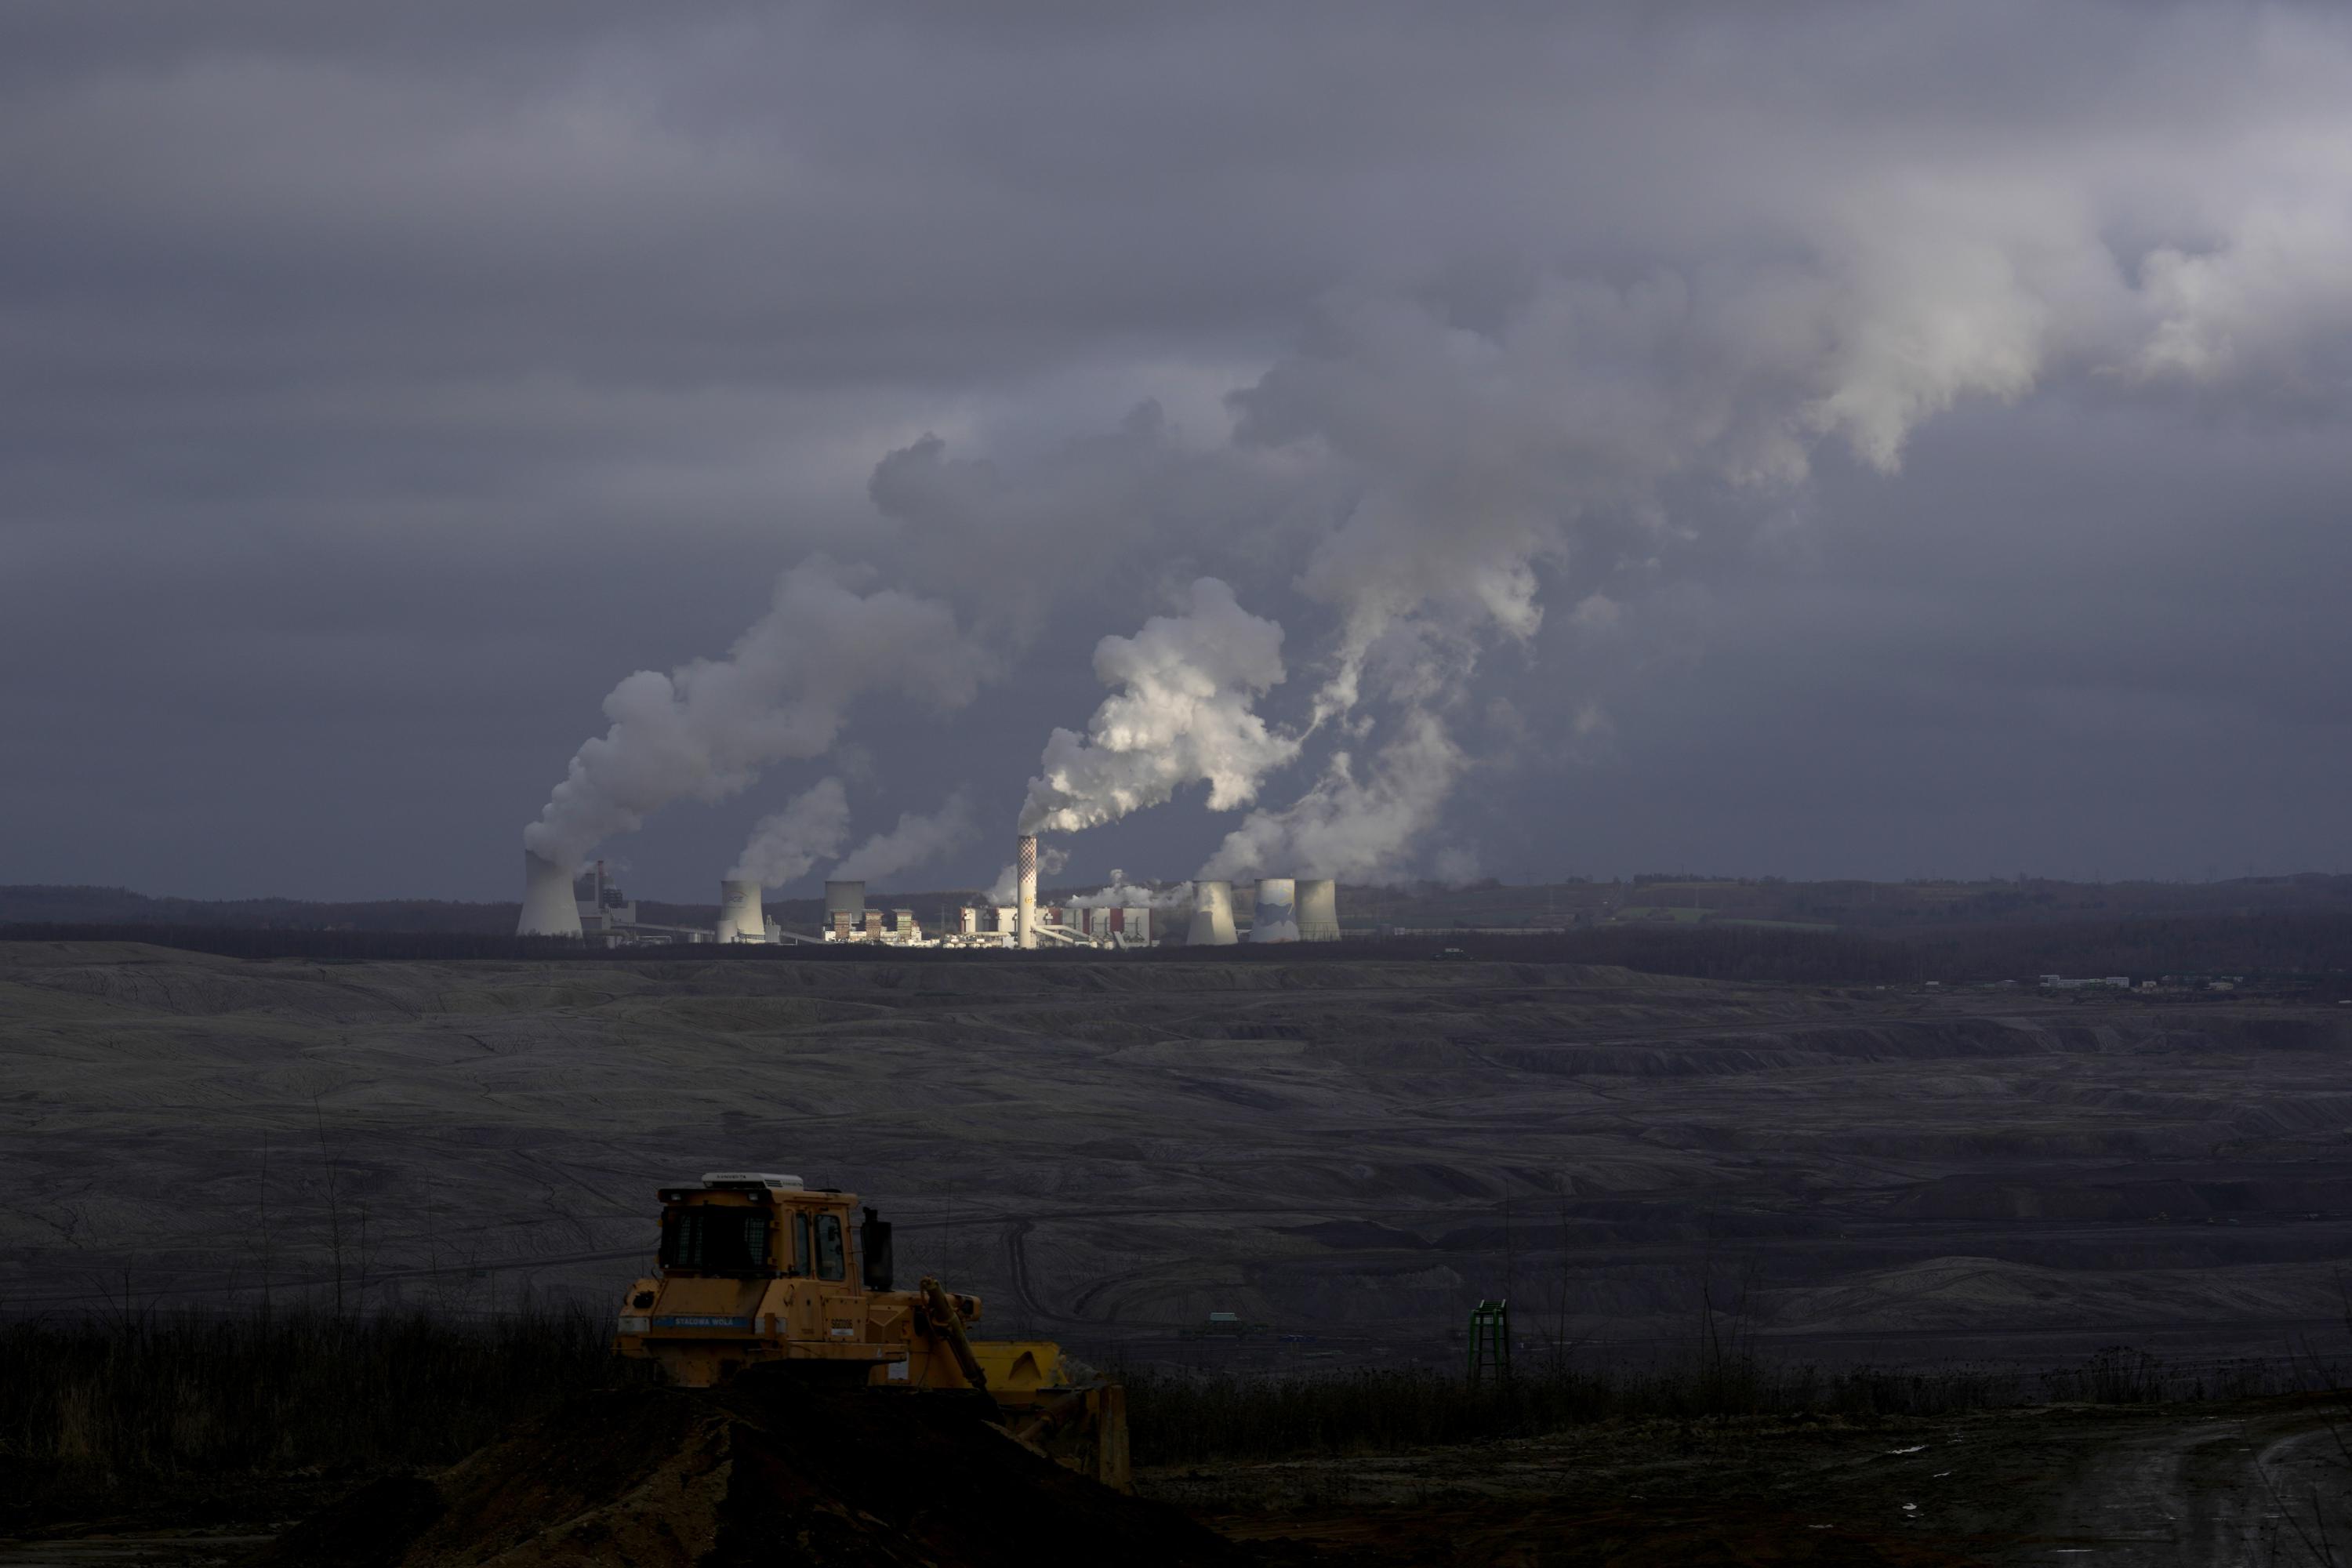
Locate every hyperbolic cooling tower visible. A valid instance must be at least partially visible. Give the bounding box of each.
[1015,834,1038,950]
[823,880,866,923]
[517,850,583,937]
[720,879,765,944]
[1297,878,1340,942]
[1187,880,1237,946]
[1250,877,1301,943]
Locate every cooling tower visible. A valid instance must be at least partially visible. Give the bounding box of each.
[1015,834,1038,950]
[720,879,765,944]
[1250,877,1301,943]
[1297,878,1340,942]
[517,850,583,937]
[1187,880,1237,946]
[714,916,739,944]
[823,880,866,924]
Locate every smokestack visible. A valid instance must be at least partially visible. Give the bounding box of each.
[824,880,866,925]
[1186,880,1237,946]
[1015,834,1038,950]
[1297,879,1340,942]
[720,879,765,945]
[517,850,584,937]
[1250,878,1300,943]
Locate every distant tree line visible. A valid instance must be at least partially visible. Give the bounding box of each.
[5,912,2347,985]
[1348,913,2352,985]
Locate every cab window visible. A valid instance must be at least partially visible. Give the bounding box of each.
[660,1207,769,1275]
[815,1213,846,1281]
[789,1211,811,1276]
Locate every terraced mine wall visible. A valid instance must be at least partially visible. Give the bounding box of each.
[2,941,2348,1381]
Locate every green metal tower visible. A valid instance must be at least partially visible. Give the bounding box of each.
[1466,1298,1512,1389]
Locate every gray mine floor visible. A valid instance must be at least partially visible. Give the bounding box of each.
[3,941,2349,1378]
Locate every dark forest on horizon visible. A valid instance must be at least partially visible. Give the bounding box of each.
[5,910,2350,992]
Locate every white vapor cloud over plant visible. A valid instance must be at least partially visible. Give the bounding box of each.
[833,790,975,883]
[728,777,851,888]
[430,5,2352,893]
[1018,579,1300,837]
[524,562,985,869]
[1198,710,1467,883]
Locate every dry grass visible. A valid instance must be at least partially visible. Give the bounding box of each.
[0,1306,639,1526]
[1,1305,2336,1530]
[1123,1347,2331,1468]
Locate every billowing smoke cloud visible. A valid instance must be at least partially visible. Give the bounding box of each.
[985,842,1067,906]
[833,789,975,883]
[526,11,2352,890]
[524,561,985,869]
[1199,710,1466,883]
[728,776,851,887]
[1069,870,1192,910]
[1018,578,1300,836]
[1235,259,2067,727]
[869,405,1313,644]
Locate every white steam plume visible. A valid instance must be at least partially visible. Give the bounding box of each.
[543,20,2352,889]
[985,842,1067,905]
[1198,710,1466,884]
[1018,577,1300,837]
[523,561,985,869]
[728,776,851,887]
[1069,870,1192,910]
[833,789,976,883]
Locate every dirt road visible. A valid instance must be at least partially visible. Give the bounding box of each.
[1150,1395,2351,1566]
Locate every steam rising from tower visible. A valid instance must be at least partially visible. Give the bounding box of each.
[523,563,982,872]
[1018,579,1298,840]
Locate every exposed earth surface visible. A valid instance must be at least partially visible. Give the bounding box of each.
[1,1394,2343,1566]
[4,942,2347,1371]
[2,942,2348,1563]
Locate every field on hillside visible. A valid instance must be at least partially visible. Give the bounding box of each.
[3,942,2349,1383]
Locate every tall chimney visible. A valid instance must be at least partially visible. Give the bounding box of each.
[517,849,584,937]
[1015,834,1039,950]
[720,879,765,944]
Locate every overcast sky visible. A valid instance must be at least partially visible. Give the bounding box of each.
[5,2,2350,902]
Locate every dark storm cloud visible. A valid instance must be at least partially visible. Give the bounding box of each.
[3,2,2349,897]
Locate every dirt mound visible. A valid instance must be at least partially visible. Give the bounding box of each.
[248,1378,1244,1567]
[1219,1500,1989,1566]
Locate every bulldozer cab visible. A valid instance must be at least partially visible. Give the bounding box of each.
[612,1171,1129,1490]
[618,1174,909,1381]
[654,1173,889,1290]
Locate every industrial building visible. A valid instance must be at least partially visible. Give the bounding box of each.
[517,857,778,946]
[515,833,1342,950]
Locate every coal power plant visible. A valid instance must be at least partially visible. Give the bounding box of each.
[516,833,1341,950]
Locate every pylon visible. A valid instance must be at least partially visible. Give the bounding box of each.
[1466,1298,1512,1389]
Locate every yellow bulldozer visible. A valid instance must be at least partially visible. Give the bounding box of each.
[613,1171,1130,1490]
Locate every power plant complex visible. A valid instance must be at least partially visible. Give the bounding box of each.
[517,833,1344,949]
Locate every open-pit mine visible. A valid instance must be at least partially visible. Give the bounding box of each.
[5,940,2347,1381]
